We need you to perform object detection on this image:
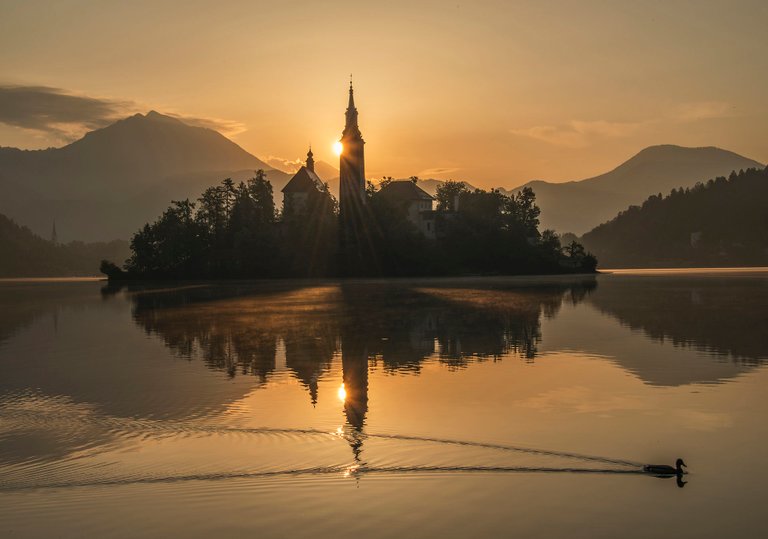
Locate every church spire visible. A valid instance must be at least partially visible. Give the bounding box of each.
[306,145,315,172]
[345,76,358,131]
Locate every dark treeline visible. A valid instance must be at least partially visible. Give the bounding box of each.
[103,172,596,279]
[0,213,130,277]
[581,167,768,268]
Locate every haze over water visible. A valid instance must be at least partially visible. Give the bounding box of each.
[1,270,767,538]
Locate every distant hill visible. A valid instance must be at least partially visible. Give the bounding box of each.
[508,145,764,234]
[0,111,289,241]
[0,213,131,277]
[265,157,338,183]
[580,167,768,268]
[313,161,339,182]
[3,113,762,246]
[413,179,476,197]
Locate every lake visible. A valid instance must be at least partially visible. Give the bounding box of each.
[1,270,767,538]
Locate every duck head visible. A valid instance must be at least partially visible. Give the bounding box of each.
[676,458,687,473]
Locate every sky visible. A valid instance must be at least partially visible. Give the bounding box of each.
[1,0,766,188]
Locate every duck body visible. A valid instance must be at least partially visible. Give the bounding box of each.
[643,458,687,475]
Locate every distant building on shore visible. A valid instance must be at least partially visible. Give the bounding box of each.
[378,180,436,239]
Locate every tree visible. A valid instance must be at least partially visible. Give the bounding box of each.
[280,181,338,277]
[125,198,199,277]
[229,171,277,276]
[111,169,603,279]
[506,187,540,237]
[435,180,469,211]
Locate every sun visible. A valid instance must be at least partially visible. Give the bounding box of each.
[333,141,343,156]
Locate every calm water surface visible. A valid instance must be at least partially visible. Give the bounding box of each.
[1,271,767,538]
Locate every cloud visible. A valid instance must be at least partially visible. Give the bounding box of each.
[510,125,587,148]
[673,101,734,121]
[0,84,247,143]
[569,120,643,138]
[264,155,306,173]
[510,102,735,148]
[416,166,461,178]
[166,113,247,138]
[0,84,135,141]
[510,120,643,148]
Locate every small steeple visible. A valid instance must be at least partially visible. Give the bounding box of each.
[51,219,58,245]
[306,145,315,172]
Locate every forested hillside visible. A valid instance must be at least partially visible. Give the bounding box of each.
[0,213,130,277]
[581,167,768,268]
[509,145,763,234]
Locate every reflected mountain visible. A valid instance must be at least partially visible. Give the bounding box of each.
[584,274,768,385]
[0,283,258,423]
[0,281,102,346]
[589,274,768,362]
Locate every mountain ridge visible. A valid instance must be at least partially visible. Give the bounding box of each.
[506,144,763,234]
[0,212,131,277]
[1,111,763,242]
[0,111,287,241]
[579,167,768,267]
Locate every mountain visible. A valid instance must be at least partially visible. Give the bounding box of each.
[508,145,764,234]
[265,157,338,182]
[0,111,290,241]
[4,114,762,244]
[413,179,476,197]
[314,160,339,182]
[580,167,768,268]
[0,213,131,277]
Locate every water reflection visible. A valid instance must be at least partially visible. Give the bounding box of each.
[0,281,106,345]
[125,279,590,395]
[582,273,768,385]
[589,274,768,362]
[108,278,594,459]
[5,274,768,538]
[2,273,767,471]
[2,274,766,426]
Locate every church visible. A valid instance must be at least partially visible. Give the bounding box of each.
[282,82,437,239]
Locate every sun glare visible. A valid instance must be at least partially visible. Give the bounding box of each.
[333,141,343,156]
[337,383,346,402]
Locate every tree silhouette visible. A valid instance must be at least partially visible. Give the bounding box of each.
[581,167,768,268]
[109,171,598,279]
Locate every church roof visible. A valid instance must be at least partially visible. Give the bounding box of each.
[378,181,434,201]
[282,166,324,193]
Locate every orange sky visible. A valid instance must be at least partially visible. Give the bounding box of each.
[1,0,766,188]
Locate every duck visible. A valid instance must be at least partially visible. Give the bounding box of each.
[643,458,687,475]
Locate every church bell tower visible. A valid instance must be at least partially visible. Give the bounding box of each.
[339,80,366,212]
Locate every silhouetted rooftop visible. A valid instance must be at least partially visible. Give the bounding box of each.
[379,180,434,201]
[282,166,324,193]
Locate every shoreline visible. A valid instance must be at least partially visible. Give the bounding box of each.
[3,266,768,284]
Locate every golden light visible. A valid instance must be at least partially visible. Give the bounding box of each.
[337,383,346,402]
[344,464,360,478]
[333,141,343,156]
